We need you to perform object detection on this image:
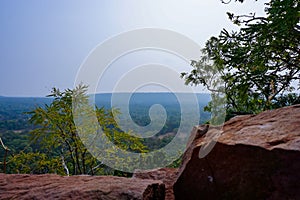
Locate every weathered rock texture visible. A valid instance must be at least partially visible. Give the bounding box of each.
[0,174,165,200]
[174,104,300,200]
[134,168,178,200]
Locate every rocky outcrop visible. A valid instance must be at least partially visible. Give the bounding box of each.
[0,174,165,200]
[134,168,178,200]
[2,105,300,200]
[174,104,300,200]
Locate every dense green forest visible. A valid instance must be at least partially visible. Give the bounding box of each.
[0,97,53,167]
[0,91,210,174]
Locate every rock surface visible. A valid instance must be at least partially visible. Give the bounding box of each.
[174,104,300,200]
[0,174,165,200]
[134,168,178,200]
[2,105,300,200]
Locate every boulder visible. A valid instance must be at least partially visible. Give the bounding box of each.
[0,174,165,200]
[134,168,178,200]
[174,104,300,200]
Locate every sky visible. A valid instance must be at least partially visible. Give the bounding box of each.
[0,0,267,97]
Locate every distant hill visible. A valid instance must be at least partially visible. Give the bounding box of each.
[94,92,211,108]
[0,92,211,116]
[0,93,211,110]
[0,96,52,110]
[0,97,53,121]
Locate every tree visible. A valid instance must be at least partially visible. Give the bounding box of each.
[182,0,300,117]
[0,137,10,173]
[8,84,147,176]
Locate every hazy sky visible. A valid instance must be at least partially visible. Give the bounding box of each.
[0,0,267,97]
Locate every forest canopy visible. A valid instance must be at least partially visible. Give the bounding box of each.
[2,85,147,176]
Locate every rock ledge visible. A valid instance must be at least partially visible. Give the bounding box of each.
[0,174,165,200]
[174,104,300,200]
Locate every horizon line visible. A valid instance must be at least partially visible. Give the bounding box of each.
[0,91,211,98]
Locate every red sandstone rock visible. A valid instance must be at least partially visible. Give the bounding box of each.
[0,174,165,200]
[3,105,300,200]
[174,104,300,200]
[134,168,178,200]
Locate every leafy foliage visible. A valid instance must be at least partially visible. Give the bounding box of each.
[7,85,147,176]
[182,0,300,117]
[7,152,64,174]
[0,92,211,173]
